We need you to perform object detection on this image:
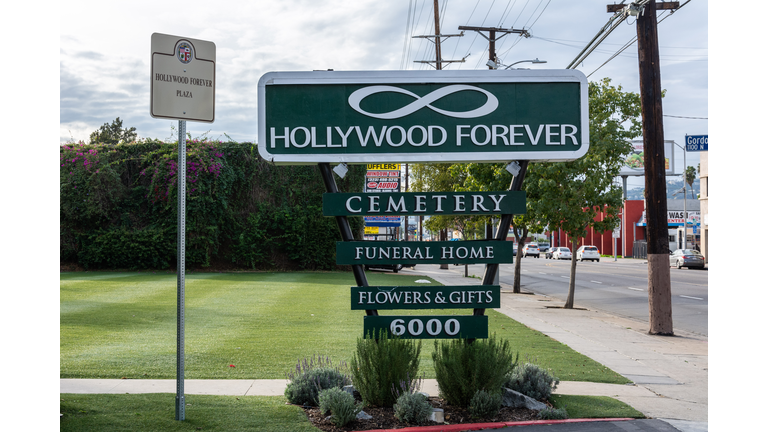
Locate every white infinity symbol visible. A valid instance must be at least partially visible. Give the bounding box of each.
[348,85,499,119]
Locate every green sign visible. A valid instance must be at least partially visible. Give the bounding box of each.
[257,70,588,165]
[364,315,488,339]
[352,286,500,310]
[336,241,514,265]
[324,191,525,216]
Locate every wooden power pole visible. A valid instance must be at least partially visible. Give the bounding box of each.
[617,1,678,335]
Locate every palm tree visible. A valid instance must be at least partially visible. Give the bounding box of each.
[684,166,697,200]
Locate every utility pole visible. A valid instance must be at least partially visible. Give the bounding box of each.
[457,26,531,69]
[412,0,465,70]
[610,1,679,335]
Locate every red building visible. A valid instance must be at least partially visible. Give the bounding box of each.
[548,200,645,257]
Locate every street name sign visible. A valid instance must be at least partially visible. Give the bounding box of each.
[685,135,708,152]
[257,70,588,164]
[336,240,515,266]
[151,33,216,122]
[351,285,501,310]
[364,315,488,339]
[324,191,526,216]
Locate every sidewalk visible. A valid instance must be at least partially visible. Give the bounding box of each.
[400,264,708,431]
[60,262,708,431]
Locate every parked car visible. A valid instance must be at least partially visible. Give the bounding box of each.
[522,243,540,258]
[669,249,705,269]
[543,248,555,259]
[552,247,572,260]
[576,246,600,262]
[365,263,403,273]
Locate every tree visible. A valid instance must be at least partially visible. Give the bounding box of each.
[449,162,545,293]
[684,165,697,200]
[530,78,642,308]
[89,117,137,144]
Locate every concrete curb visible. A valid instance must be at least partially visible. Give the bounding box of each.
[354,418,636,432]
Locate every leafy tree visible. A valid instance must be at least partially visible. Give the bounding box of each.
[528,78,642,308]
[448,162,545,293]
[410,163,460,243]
[89,117,137,144]
[684,165,697,200]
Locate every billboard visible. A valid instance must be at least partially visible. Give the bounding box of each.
[619,140,676,176]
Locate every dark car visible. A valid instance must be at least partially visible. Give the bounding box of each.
[543,248,555,259]
[669,249,705,269]
[364,263,403,273]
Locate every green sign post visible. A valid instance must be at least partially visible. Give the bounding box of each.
[258,70,588,165]
[351,286,501,310]
[323,191,526,216]
[364,315,488,340]
[337,241,514,266]
[257,69,588,341]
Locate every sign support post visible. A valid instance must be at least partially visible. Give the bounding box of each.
[318,163,377,317]
[175,120,186,421]
[150,32,215,421]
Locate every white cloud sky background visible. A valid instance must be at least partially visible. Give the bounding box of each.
[59,0,708,190]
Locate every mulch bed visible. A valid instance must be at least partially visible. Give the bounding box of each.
[301,396,541,432]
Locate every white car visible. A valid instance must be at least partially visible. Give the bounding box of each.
[552,247,572,260]
[576,246,600,262]
[522,243,540,258]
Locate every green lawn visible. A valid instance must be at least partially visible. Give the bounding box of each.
[60,271,629,384]
[60,394,316,432]
[59,393,644,431]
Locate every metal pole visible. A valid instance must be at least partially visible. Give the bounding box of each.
[683,144,687,250]
[175,120,186,421]
[622,176,628,258]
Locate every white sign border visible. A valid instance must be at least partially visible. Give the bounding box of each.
[257,70,589,165]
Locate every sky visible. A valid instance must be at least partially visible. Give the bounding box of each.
[58,0,709,191]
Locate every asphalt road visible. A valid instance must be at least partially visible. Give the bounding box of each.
[496,257,708,336]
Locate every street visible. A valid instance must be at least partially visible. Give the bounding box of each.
[495,257,708,336]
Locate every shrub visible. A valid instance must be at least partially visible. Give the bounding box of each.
[538,406,569,420]
[393,392,432,425]
[318,387,361,427]
[504,363,560,401]
[432,334,518,408]
[350,330,421,407]
[284,355,351,406]
[469,389,502,420]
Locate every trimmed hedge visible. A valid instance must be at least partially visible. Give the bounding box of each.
[60,140,365,270]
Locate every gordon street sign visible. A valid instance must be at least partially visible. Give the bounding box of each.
[151,33,216,123]
[685,135,708,152]
[257,70,588,164]
[324,191,526,216]
[336,240,515,266]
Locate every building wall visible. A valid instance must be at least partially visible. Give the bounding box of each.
[700,151,708,262]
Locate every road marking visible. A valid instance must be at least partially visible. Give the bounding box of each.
[679,295,703,300]
[560,276,569,279]
[628,287,643,291]
[591,281,602,284]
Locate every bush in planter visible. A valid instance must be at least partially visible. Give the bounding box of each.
[504,362,559,401]
[318,387,361,427]
[432,334,518,408]
[284,355,351,406]
[469,389,503,420]
[538,406,569,420]
[350,330,421,407]
[393,391,432,425]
